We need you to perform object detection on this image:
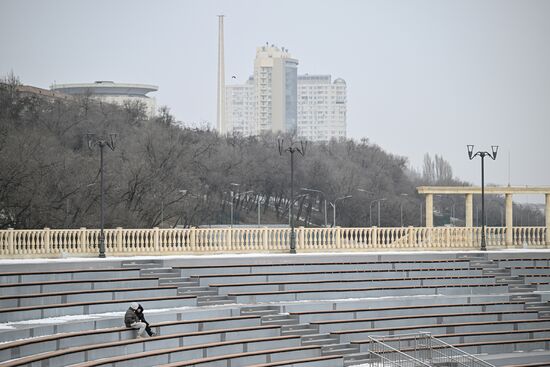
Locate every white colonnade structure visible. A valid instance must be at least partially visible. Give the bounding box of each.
[418,186,550,247]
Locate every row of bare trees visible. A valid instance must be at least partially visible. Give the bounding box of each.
[0,75,543,229]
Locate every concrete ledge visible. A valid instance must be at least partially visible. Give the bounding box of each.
[0,295,196,322]
[193,267,485,286]
[336,319,550,343]
[0,306,243,343]
[36,336,310,367]
[229,283,511,303]
[449,337,550,356]
[0,277,160,295]
[157,346,322,367]
[0,268,142,283]
[0,286,178,308]
[248,355,344,367]
[0,315,269,361]
[290,300,527,323]
[483,350,550,366]
[212,275,498,295]
[312,310,539,334]
[171,258,476,276]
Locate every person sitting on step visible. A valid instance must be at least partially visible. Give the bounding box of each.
[124,302,156,338]
[136,303,156,337]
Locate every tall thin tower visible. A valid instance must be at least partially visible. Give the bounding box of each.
[217,15,225,134]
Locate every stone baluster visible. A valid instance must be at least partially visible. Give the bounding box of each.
[153,227,160,252]
[506,194,514,247]
[190,227,196,252]
[465,193,473,227]
[7,228,14,255]
[265,229,270,251]
[298,227,304,251]
[43,227,50,254]
[333,227,340,249]
[115,227,122,253]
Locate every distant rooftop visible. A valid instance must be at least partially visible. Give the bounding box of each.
[51,81,158,96]
[256,43,295,60]
[298,74,346,84]
[298,74,331,81]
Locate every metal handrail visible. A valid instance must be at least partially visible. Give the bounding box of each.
[424,332,494,367]
[368,332,495,367]
[368,335,432,366]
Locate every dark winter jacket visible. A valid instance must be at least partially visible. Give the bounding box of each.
[124,307,138,327]
[136,307,147,324]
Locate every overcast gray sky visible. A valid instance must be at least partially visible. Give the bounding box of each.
[1,0,549,202]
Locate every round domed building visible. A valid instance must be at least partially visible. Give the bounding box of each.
[51,81,158,117]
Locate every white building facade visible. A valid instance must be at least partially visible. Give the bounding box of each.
[297,75,347,142]
[225,77,255,136]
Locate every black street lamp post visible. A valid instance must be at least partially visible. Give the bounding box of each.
[301,188,328,227]
[278,139,306,254]
[467,144,498,251]
[87,133,117,258]
[399,193,408,227]
[369,198,386,227]
[357,189,374,227]
[235,190,253,225]
[179,189,188,226]
[330,195,352,227]
[229,183,239,227]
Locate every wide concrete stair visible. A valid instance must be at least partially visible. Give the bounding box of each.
[1,251,550,366]
[139,265,238,307]
[0,262,200,323]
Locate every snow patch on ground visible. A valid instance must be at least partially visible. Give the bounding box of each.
[0,249,549,264]
[5,314,116,325]
[0,293,447,330]
[1,306,195,328]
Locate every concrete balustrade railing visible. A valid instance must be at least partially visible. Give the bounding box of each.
[0,226,547,257]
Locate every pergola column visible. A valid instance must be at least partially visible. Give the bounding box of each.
[465,193,473,227]
[505,194,513,247]
[425,194,433,227]
[546,194,550,246]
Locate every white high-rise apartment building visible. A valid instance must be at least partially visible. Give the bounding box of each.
[225,77,255,136]
[297,75,347,142]
[224,46,347,141]
[253,45,298,134]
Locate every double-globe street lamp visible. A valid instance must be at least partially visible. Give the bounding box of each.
[357,189,374,226]
[87,133,116,258]
[300,189,353,227]
[331,195,353,227]
[278,140,307,254]
[234,190,253,225]
[227,183,253,227]
[257,194,264,226]
[467,144,498,251]
[399,193,408,227]
[301,188,328,227]
[227,189,265,227]
[369,198,386,227]
[287,194,309,226]
[229,183,240,227]
[178,190,188,227]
